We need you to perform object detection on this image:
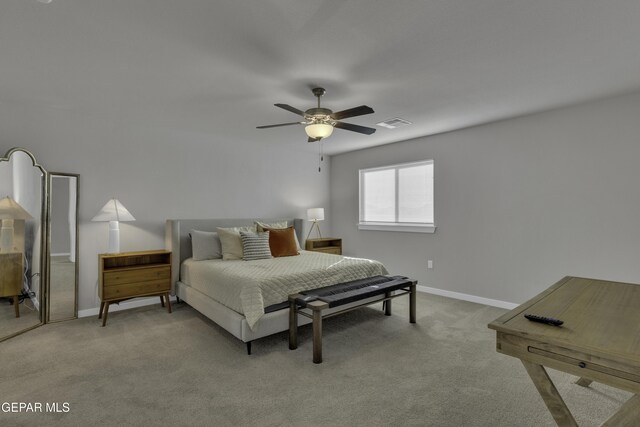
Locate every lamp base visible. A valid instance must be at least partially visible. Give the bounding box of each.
[108,221,120,253]
[306,221,322,240]
[0,219,14,253]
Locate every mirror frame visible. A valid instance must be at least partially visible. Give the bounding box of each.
[46,172,79,323]
[0,147,48,342]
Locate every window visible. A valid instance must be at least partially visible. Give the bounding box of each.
[359,160,435,233]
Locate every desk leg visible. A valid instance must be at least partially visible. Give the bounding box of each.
[602,394,640,427]
[575,377,593,387]
[522,361,578,427]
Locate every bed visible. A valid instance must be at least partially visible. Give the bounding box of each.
[165,218,389,353]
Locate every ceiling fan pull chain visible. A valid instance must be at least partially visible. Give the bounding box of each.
[318,141,324,173]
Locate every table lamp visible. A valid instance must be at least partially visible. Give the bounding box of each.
[306,207,324,240]
[0,196,33,253]
[91,198,135,253]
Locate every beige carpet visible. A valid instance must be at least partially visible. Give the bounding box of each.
[0,293,631,426]
[0,295,40,339]
[49,256,76,321]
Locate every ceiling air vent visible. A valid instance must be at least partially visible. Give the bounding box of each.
[376,117,412,129]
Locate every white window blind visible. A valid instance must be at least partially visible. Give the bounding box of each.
[359,160,435,233]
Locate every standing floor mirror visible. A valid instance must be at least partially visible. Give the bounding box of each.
[0,148,80,342]
[0,148,47,341]
[47,173,79,322]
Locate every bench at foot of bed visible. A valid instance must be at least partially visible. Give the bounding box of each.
[288,275,417,364]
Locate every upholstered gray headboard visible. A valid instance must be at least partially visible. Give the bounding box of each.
[165,218,303,291]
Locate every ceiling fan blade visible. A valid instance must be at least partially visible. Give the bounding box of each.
[330,105,374,120]
[308,137,322,143]
[256,122,303,129]
[334,121,377,135]
[275,103,306,116]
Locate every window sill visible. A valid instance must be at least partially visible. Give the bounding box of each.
[358,222,436,234]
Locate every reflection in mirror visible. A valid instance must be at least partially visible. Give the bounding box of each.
[0,148,46,342]
[48,173,79,322]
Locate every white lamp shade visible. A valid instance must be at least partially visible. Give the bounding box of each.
[307,208,325,222]
[91,199,135,222]
[305,123,334,139]
[0,196,33,220]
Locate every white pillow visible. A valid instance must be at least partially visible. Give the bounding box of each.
[255,220,301,250]
[217,225,257,260]
[190,230,222,261]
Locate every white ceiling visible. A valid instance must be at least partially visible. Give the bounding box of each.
[2,0,640,155]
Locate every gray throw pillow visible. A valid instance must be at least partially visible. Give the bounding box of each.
[239,231,272,261]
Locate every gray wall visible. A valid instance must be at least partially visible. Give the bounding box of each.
[0,107,331,312]
[331,90,640,305]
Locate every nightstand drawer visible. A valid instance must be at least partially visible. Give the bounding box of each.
[314,247,341,255]
[103,265,170,287]
[0,253,22,297]
[305,238,342,255]
[102,279,170,300]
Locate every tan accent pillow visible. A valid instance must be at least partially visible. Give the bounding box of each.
[255,220,288,232]
[263,226,299,257]
[216,225,257,260]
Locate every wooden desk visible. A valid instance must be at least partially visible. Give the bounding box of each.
[488,276,640,426]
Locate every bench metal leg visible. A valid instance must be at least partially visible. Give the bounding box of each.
[312,308,323,364]
[410,283,416,323]
[289,296,298,350]
[384,292,392,316]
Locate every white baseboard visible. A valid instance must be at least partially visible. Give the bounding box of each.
[78,295,178,318]
[416,285,518,310]
[78,287,515,318]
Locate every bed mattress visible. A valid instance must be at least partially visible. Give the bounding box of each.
[180,250,388,329]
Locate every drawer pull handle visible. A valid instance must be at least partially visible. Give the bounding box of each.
[578,362,586,368]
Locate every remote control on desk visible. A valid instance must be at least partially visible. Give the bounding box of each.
[524,313,564,326]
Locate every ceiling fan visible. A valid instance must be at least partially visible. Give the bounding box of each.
[257,87,376,142]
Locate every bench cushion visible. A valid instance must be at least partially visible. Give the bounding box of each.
[297,275,415,308]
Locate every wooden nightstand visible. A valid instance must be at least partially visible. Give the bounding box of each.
[305,238,342,255]
[0,252,23,318]
[98,250,172,326]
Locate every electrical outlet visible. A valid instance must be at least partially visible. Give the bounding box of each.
[427,259,433,269]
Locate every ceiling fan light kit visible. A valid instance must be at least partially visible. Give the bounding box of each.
[257,87,376,142]
[305,123,334,139]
